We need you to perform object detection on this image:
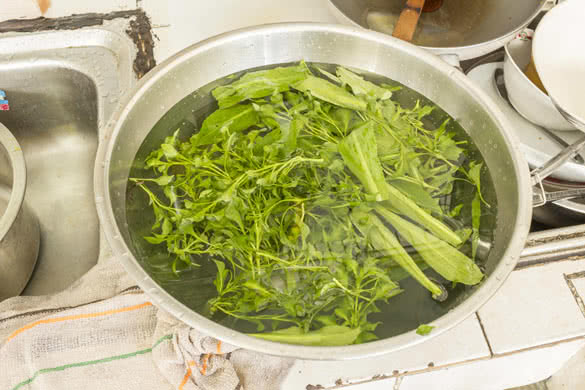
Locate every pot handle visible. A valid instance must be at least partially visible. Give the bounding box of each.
[531,133,585,206]
[438,54,462,72]
[542,0,558,12]
[533,187,585,206]
[530,134,585,187]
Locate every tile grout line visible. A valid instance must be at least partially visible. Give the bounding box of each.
[564,271,585,319]
[475,312,494,357]
[393,375,403,390]
[319,336,585,389]
[492,335,585,359]
[516,256,585,271]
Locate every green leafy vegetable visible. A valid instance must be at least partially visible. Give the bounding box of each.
[336,67,393,100]
[351,207,444,298]
[338,122,462,246]
[212,63,310,108]
[193,104,258,146]
[338,124,388,201]
[294,76,367,111]
[131,62,492,347]
[375,206,484,285]
[249,325,361,346]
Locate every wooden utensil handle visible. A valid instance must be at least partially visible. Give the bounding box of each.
[392,0,426,42]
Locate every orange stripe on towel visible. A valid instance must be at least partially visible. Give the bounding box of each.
[201,354,210,375]
[217,341,222,354]
[5,302,153,343]
[179,361,198,390]
[178,367,192,390]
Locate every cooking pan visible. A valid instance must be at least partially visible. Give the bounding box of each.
[327,0,555,63]
[95,24,532,359]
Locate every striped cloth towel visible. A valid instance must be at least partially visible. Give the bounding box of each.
[0,256,293,390]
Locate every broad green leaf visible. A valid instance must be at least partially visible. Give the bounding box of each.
[249,325,361,346]
[212,64,310,108]
[339,124,461,246]
[336,67,392,100]
[351,208,443,298]
[293,76,367,111]
[339,124,388,201]
[193,104,259,146]
[382,183,462,247]
[390,180,441,214]
[376,207,483,285]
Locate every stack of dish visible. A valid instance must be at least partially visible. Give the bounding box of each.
[499,0,585,227]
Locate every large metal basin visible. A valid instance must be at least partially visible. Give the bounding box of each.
[0,28,134,295]
[95,24,532,359]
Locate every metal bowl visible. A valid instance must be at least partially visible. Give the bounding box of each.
[95,24,532,359]
[0,122,40,300]
[327,0,549,60]
[503,30,575,131]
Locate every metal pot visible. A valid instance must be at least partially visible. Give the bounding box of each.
[0,122,40,300]
[95,24,532,360]
[327,0,554,62]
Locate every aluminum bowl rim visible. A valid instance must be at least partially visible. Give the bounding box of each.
[94,22,532,360]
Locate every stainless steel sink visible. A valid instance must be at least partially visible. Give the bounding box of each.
[0,28,135,295]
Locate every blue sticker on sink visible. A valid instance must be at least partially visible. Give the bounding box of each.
[0,90,9,111]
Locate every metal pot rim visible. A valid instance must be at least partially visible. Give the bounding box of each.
[94,23,532,360]
[0,122,26,242]
[326,0,549,60]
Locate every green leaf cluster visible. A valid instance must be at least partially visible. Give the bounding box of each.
[132,62,488,346]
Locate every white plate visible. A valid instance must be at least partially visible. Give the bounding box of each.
[467,62,585,183]
[533,0,585,129]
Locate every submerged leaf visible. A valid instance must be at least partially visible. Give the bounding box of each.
[351,207,443,298]
[249,325,361,346]
[193,104,259,146]
[416,324,434,336]
[376,206,483,285]
[212,63,310,108]
[294,76,367,111]
[336,67,392,100]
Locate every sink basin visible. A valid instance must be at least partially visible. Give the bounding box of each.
[0,28,135,295]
